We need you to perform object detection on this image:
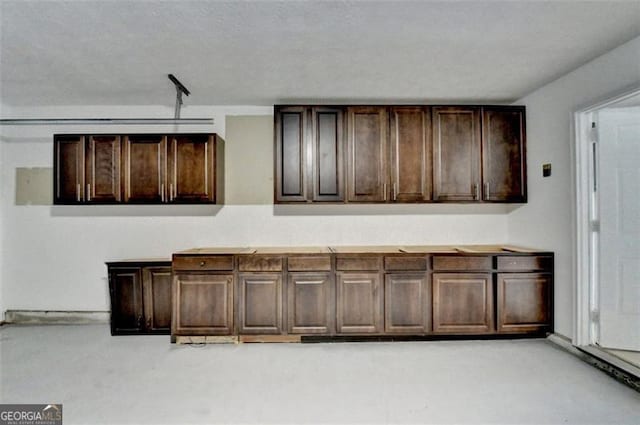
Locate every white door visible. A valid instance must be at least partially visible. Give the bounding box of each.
[597,107,640,351]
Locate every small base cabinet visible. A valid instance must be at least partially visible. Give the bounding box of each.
[107,261,172,335]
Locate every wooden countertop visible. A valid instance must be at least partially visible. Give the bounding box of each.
[175,244,548,255]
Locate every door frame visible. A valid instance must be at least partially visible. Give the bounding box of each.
[573,85,640,348]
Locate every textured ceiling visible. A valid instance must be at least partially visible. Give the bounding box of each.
[1,0,639,107]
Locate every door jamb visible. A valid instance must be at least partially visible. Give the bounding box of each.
[573,85,640,348]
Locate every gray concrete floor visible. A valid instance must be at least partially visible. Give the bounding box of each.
[1,325,639,425]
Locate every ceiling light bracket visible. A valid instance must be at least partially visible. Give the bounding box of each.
[168,74,191,119]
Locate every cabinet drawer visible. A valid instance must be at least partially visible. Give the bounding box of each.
[384,256,428,271]
[173,255,234,271]
[432,256,491,271]
[336,256,382,271]
[288,256,332,271]
[238,255,283,272]
[497,256,553,272]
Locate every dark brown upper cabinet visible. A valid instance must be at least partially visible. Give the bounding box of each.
[54,133,223,205]
[347,107,388,202]
[432,106,482,201]
[390,107,432,202]
[54,134,120,204]
[482,107,526,202]
[274,106,344,203]
[274,104,526,204]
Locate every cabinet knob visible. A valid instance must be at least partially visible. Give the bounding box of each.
[199,261,205,267]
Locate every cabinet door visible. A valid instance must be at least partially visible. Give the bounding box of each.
[238,273,283,334]
[109,268,144,334]
[168,134,216,203]
[311,107,345,201]
[390,107,432,202]
[432,107,481,201]
[287,272,334,334]
[336,272,383,333]
[497,273,551,333]
[54,135,85,204]
[173,273,234,336]
[142,267,172,333]
[482,107,527,202]
[275,106,308,202]
[86,135,121,203]
[432,273,493,333]
[385,273,430,333]
[123,135,166,203]
[347,107,388,202]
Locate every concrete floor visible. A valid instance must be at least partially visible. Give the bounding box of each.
[1,325,639,425]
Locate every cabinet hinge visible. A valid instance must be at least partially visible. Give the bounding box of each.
[591,220,600,232]
[590,309,600,324]
[590,122,598,143]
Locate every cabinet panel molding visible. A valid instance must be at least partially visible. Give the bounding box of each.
[347,107,388,202]
[482,107,526,202]
[390,107,432,202]
[432,272,493,333]
[336,272,383,333]
[287,272,334,334]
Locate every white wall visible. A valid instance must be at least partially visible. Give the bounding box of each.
[0,105,511,313]
[509,36,640,339]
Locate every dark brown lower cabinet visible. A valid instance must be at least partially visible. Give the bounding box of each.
[384,273,430,333]
[336,272,383,334]
[107,261,172,335]
[287,273,334,334]
[169,250,553,342]
[432,273,493,333]
[238,273,283,334]
[173,273,234,336]
[497,273,552,333]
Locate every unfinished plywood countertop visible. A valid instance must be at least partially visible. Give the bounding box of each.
[175,244,547,255]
